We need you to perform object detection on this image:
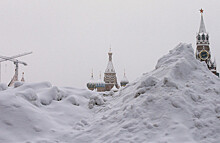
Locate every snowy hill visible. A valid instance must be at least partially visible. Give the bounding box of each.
[0,82,96,143]
[1,43,220,143]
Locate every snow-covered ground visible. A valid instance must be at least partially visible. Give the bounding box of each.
[1,43,220,143]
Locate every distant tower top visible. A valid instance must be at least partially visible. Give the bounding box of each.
[105,47,115,73]
[109,44,112,53]
[200,8,204,14]
[104,47,118,90]
[91,69,94,78]
[196,9,219,77]
[21,72,25,82]
[199,8,206,33]
[120,69,129,87]
[196,8,210,62]
[108,45,112,62]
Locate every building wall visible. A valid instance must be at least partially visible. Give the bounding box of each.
[104,72,118,91]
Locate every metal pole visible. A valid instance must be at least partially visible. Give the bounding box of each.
[0,62,1,83]
[15,61,18,81]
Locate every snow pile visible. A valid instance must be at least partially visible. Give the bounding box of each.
[14,81,24,88]
[0,82,93,143]
[88,92,105,109]
[71,43,220,143]
[1,43,220,143]
[0,83,8,91]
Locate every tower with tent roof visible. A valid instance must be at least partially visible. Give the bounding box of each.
[196,9,219,77]
[104,48,119,91]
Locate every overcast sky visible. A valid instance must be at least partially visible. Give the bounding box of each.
[0,0,220,88]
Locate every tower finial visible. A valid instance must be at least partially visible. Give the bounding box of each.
[91,68,94,78]
[109,44,112,53]
[124,69,126,76]
[200,8,204,14]
[108,46,113,62]
[199,8,206,33]
[99,71,101,79]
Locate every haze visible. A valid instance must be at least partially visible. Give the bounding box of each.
[0,0,220,88]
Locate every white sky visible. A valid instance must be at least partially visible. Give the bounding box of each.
[0,0,220,88]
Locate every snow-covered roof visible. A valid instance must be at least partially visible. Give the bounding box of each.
[111,85,118,91]
[199,14,206,33]
[105,61,115,73]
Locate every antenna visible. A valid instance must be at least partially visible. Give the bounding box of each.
[109,44,112,53]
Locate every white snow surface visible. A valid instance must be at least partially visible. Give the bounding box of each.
[1,43,220,143]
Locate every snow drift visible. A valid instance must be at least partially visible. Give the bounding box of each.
[72,43,220,143]
[0,82,95,143]
[0,43,220,143]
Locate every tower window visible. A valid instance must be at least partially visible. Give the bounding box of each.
[198,35,201,40]
[202,34,205,40]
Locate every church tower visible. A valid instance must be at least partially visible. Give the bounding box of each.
[196,9,210,62]
[196,9,219,76]
[104,48,118,91]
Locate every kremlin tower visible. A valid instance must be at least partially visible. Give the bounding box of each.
[196,9,219,77]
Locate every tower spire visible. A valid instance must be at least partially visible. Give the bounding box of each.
[99,71,101,79]
[108,46,112,61]
[196,9,219,77]
[120,68,129,87]
[214,58,217,67]
[109,44,112,53]
[199,8,206,33]
[91,68,94,78]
